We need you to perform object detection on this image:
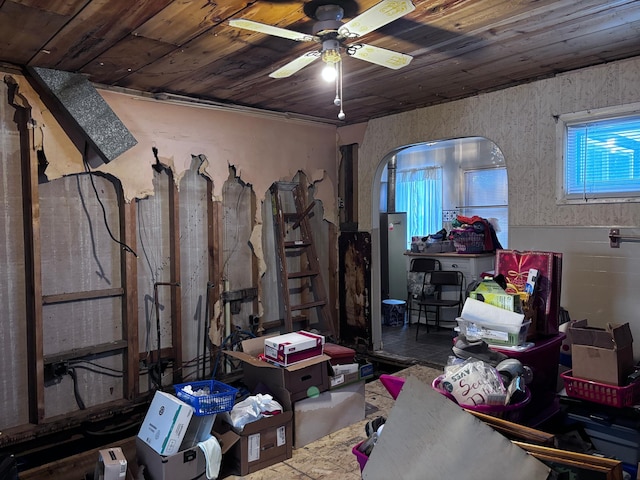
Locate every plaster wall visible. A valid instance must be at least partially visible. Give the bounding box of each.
[351,56,640,353]
[11,72,338,226]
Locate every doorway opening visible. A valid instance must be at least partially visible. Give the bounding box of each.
[371,137,508,367]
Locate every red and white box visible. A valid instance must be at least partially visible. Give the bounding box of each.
[264,331,325,367]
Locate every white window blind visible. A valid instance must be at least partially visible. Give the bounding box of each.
[463,168,508,248]
[565,115,640,199]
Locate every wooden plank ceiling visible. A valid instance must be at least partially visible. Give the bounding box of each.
[0,0,639,124]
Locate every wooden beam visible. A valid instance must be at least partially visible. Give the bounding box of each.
[10,78,46,424]
[212,200,224,306]
[42,287,124,304]
[18,436,138,480]
[328,221,339,339]
[121,198,139,399]
[168,172,182,384]
[43,340,128,365]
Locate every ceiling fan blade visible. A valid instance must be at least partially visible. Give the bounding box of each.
[339,0,416,38]
[269,51,321,78]
[229,19,316,42]
[346,43,412,69]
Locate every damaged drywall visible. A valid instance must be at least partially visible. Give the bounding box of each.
[7,72,338,221]
[98,89,338,223]
[7,71,339,319]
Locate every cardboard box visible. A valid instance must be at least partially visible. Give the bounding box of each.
[94,447,127,480]
[264,330,324,366]
[135,437,205,480]
[226,335,331,404]
[137,391,194,455]
[569,319,634,386]
[181,413,217,449]
[215,411,293,476]
[470,278,521,312]
[329,362,374,389]
[294,380,365,448]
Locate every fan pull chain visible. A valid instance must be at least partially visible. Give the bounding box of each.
[334,65,341,107]
[337,60,345,120]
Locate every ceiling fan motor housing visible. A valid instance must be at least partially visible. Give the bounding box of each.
[313,21,344,38]
[315,4,344,21]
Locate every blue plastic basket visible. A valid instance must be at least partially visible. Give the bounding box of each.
[173,380,237,416]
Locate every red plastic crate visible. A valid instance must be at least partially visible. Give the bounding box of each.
[561,370,640,408]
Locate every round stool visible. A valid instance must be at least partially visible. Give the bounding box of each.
[382,299,407,326]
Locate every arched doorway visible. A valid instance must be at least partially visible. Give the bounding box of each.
[370,137,508,358]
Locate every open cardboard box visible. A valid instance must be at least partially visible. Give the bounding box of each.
[213,411,293,476]
[568,319,634,386]
[225,335,331,405]
[135,437,206,480]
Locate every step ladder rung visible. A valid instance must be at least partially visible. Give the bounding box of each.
[271,181,334,336]
[261,316,309,331]
[291,300,326,311]
[284,241,310,248]
[288,270,319,279]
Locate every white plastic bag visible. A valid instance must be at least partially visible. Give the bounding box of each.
[225,394,283,431]
[441,359,505,406]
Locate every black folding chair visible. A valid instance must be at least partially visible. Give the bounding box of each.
[406,258,440,324]
[416,270,464,339]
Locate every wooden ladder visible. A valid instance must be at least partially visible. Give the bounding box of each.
[270,182,334,335]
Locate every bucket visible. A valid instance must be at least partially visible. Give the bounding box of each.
[352,441,369,473]
[382,299,406,326]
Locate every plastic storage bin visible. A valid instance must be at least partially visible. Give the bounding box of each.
[173,380,237,416]
[561,370,640,408]
[382,299,406,326]
[567,411,640,465]
[352,441,369,473]
[491,333,565,410]
[457,317,530,347]
[432,375,531,422]
[451,228,485,253]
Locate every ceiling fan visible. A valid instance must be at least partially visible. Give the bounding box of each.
[229,0,416,119]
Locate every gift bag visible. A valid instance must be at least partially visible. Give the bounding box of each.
[495,250,562,336]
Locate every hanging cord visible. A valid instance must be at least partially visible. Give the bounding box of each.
[67,367,86,410]
[82,149,138,258]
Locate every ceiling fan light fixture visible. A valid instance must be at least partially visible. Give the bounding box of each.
[321,48,341,64]
[230,0,416,121]
[321,63,338,82]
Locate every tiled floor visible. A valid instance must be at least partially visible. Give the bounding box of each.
[377,320,457,369]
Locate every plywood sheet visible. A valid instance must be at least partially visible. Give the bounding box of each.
[363,376,550,480]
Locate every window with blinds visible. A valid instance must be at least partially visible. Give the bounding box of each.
[564,114,640,200]
[463,167,508,248]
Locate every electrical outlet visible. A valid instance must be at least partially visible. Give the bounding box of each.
[442,210,458,222]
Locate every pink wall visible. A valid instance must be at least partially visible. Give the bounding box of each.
[12,74,339,224]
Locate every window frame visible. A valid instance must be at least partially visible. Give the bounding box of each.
[556,102,640,205]
[461,166,509,249]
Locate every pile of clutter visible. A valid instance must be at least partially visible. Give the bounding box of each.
[410,228,454,253]
[441,335,533,408]
[457,273,537,350]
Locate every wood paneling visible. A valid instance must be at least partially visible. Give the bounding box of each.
[0,0,638,123]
